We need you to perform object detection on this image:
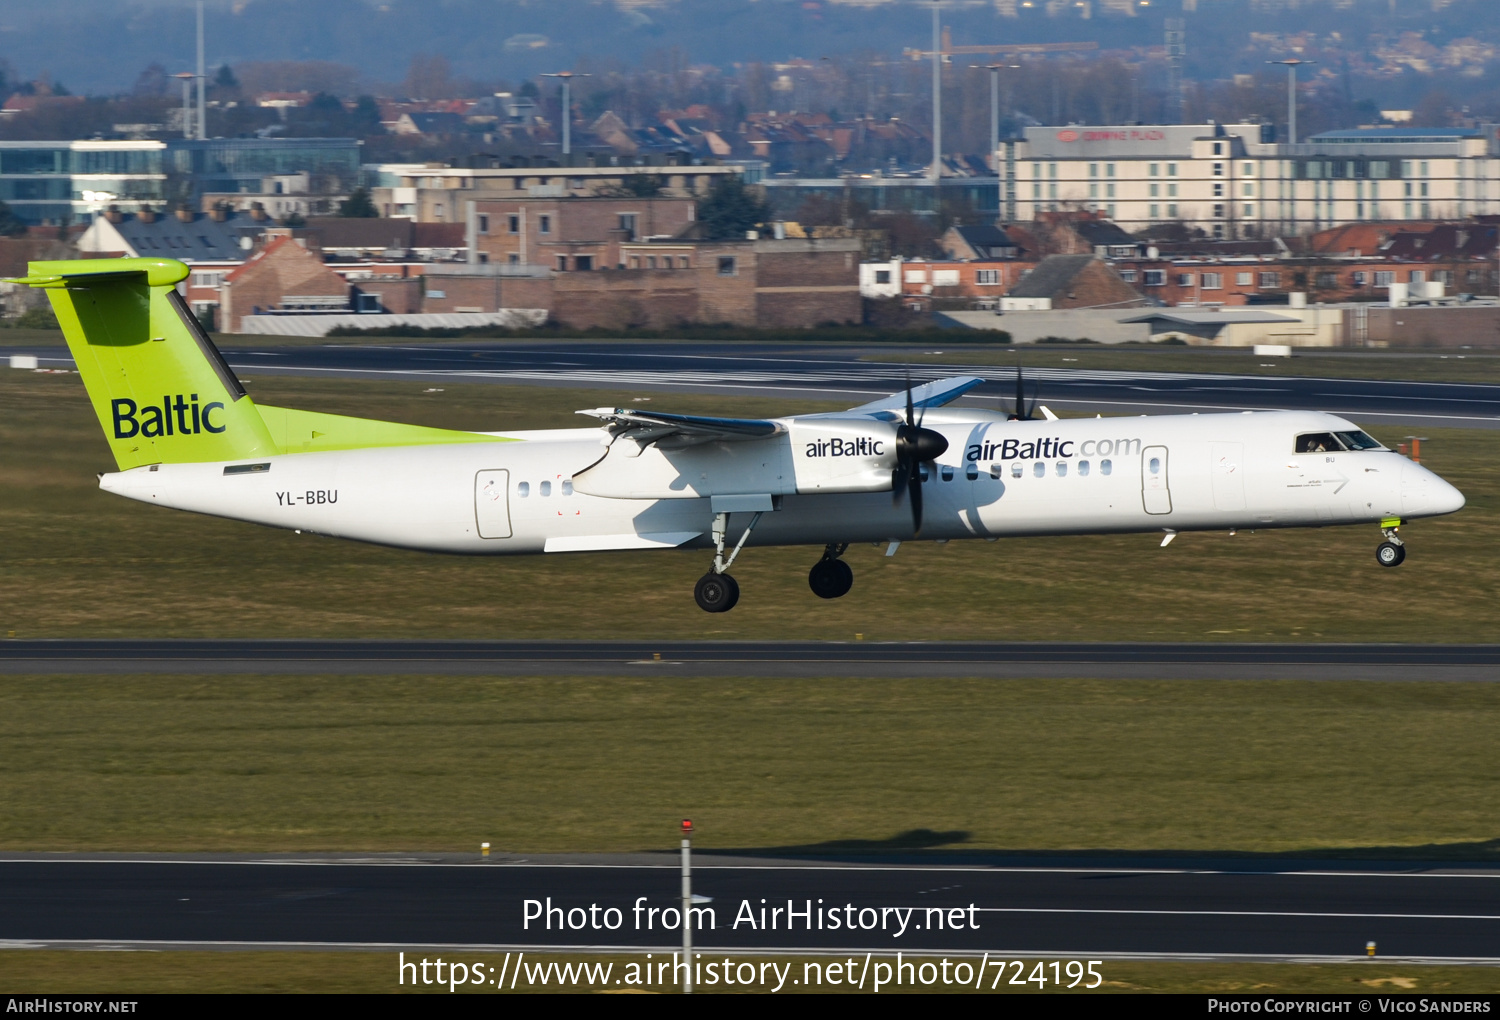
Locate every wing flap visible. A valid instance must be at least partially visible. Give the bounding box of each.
[578,407,784,447]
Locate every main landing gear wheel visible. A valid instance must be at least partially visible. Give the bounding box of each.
[694,572,740,613]
[1376,541,1406,568]
[808,558,854,600]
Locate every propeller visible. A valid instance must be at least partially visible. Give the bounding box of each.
[1007,363,1038,421]
[892,377,949,536]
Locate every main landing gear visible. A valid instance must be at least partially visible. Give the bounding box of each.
[694,509,763,613]
[1375,523,1406,568]
[808,543,853,599]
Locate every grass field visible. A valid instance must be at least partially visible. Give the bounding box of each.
[1,369,1495,641]
[1,950,1495,994]
[3,674,1498,854]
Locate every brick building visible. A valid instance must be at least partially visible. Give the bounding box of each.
[221,234,351,329]
[393,237,862,329]
[1000,255,1145,311]
[1112,256,1496,306]
[468,195,699,271]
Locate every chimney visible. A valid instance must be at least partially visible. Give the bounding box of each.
[104,205,123,224]
[176,205,194,223]
[137,207,156,224]
[210,204,228,222]
[249,203,269,222]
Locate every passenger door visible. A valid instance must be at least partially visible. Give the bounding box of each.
[1210,442,1246,511]
[474,470,512,539]
[1142,445,1172,515]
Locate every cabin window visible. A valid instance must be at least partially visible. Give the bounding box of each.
[517,481,530,497]
[1011,463,1023,479]
[919,464,930,483]
[1100,459,1112,476]
[539,480,552,496]
[1078,460,1090,476]
[1056,462,1068,477]
[1033,462,1045,478]
[1149,457,1161,474]
[940,465,954,482]
[965,462,978,480]
[990,464,1002,480]
[1295,432,1339,453]
[561,479,574,495]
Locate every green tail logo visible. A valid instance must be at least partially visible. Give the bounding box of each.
[8,257,277,470]
[7,256,512,469]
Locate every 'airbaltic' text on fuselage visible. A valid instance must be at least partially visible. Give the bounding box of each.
[805,437,884,457]
[966,437,1143,462]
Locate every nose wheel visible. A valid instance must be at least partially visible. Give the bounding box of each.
[1376,525,1406,568]
[808,543,853,599]
[694,572,740,613]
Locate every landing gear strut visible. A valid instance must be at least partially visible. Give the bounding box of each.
[1376,525,1406,568]
[694,510,763,613]
[808,543,853,599]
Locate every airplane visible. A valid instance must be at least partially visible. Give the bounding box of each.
[13,257,1466,613]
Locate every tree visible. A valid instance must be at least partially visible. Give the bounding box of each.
[133,63,169,97]
[0,199,27,236]
[599,173,664,198]
[338,187,378,218]
[351,95,384,136]
[696,175,770,240]
[214,64,238,90]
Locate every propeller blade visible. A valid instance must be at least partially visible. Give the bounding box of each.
[892,461,911,504]
[905,374,915,428]
[1015,365,1026,419]
[909,467,924,535]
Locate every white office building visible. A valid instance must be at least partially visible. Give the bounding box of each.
[1012,124,1500,237]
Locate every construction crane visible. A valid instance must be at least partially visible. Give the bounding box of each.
[904,28,1098,61]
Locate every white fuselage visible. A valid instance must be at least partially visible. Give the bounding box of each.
[98,410,1464,555]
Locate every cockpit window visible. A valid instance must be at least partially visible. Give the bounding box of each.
[1295,432,1339,453]
[1334,430,1382,451]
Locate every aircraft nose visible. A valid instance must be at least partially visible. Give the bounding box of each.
[1402,462,1465,517]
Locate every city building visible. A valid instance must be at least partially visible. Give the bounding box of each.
[466,194,700,270]
[365,163,741,221]
[1012,123,1500,238]
[768,124,1500,239]
[220,233,354,328]
[0,137,361,226]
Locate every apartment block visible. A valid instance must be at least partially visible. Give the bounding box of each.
[1014,123,1500,238]
[367,164,740,222]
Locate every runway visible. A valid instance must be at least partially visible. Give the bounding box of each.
[3,855,1498,961]
[4,640,1498,680]
[17,340,1500,428]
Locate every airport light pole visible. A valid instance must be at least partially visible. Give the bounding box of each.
[680,818,693,994]
[195,0,207,140]
[975,64,1018,223]
[172,73,197,140]
[930,0,941,185]
[1266,59,1314,146]
[541,72,591,164]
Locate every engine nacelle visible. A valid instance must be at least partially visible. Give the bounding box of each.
[786,419,900,494]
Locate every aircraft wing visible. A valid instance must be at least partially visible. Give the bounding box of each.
[846,375,986,414]
[578,407,785,447]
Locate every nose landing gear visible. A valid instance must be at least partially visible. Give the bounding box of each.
[694,572,740,612]
[694,509,763,613]
[808,543,853,599]
[1376,523,1406,568]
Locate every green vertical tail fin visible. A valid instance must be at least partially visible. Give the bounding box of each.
[10,257,278,470]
